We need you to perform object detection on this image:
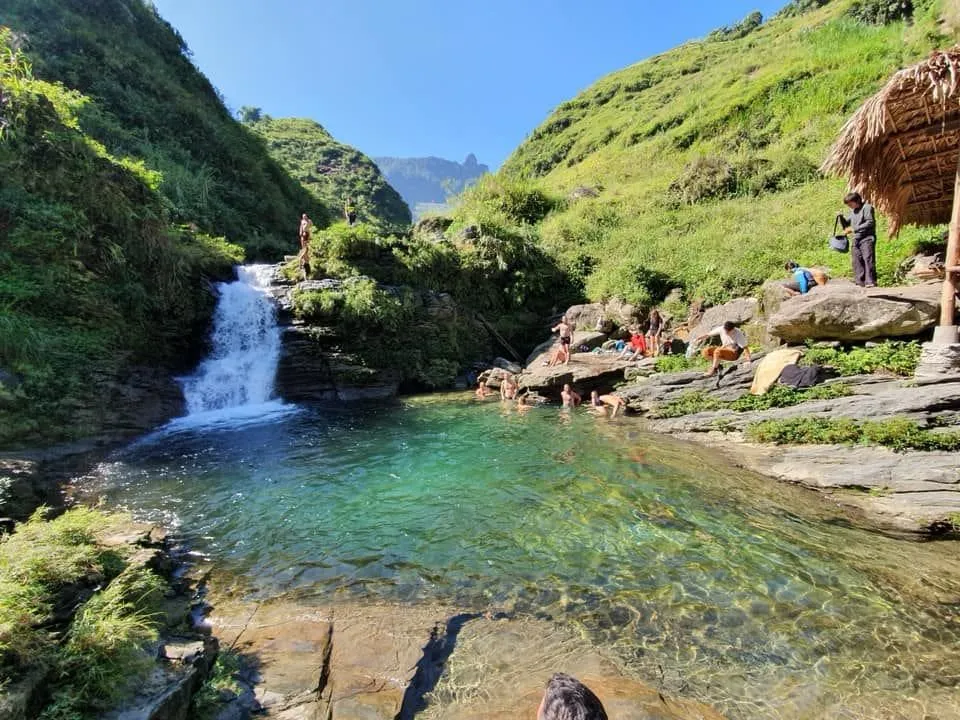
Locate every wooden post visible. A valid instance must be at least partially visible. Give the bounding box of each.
[938,156,960,342]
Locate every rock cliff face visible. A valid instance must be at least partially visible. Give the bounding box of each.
[268,271,401,403]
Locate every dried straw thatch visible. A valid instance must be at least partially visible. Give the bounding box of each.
[822,47,960,235]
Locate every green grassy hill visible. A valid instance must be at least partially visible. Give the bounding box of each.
[0,28,241,447]
[250,117,411,230]
[453,0,950,308]
[1,0,325,257]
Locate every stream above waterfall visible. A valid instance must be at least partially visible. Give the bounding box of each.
[77,395,960,719]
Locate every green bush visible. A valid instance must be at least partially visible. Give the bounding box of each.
[801,341,921,376]
[849,0,913,25]
[0,508,165,718]
[655,382,851,418]
[747,417,960,451]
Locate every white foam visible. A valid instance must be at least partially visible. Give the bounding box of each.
[179,264,283,415]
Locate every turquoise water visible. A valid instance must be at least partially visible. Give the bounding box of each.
[81,396,960,719]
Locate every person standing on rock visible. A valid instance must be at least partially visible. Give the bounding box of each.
[695,320,751,377]
[298,213,312,276]
[838,192,877,288]
[550,316,574,366]
[537,673,608,720]
[646,308,664,356]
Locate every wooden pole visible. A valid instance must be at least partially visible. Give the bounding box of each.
[939,154,960,340]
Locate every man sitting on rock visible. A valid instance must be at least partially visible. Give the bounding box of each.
[695,320,751,377]
[537,673,608,720]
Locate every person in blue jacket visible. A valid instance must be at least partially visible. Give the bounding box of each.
[783,260,818,295]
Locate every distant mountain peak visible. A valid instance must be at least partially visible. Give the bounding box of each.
[374,154,489,219]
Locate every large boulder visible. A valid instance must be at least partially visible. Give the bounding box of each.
[767,281,941,343]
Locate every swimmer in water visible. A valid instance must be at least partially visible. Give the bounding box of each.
[561,383,582,409]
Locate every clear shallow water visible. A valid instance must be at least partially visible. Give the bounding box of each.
[79,397,960,719]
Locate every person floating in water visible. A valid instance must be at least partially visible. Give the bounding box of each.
[344,197,358,226]
[837,191,877,288]
[549,316,574,366]
[561,383,581,408]
[695,320,751,378]
[537,673,608,720]
[475,382,492,400]
[298,213,312,276]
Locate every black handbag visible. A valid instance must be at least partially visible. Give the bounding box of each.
[829,216,850,253]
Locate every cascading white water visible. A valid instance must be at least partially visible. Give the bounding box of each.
[180,264,281,415]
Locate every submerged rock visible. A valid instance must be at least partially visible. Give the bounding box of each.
[767,281,941,343]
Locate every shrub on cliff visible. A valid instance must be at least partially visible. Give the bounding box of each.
[0,508,165,718]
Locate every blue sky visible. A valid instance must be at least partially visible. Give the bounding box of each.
[153,0,787,168]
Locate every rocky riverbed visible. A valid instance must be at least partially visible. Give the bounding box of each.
[201,593,724,720]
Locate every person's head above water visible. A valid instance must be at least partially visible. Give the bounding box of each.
[722,320,736,332]
[844,191,864,209]
[537,673,608,720]
[563,383,572,392]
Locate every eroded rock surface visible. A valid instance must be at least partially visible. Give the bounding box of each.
[204,599,724,720]
[767,281,940,342]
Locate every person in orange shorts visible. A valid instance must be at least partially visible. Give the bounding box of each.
[694,320,751,377]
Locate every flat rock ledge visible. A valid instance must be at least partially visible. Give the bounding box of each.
[203,597,724,720]
[618,368,960,537]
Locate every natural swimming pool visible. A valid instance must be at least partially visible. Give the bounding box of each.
[79,396,960,719]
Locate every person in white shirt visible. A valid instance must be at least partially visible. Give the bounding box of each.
[694,320,751,377]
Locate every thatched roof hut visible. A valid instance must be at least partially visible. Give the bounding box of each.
[822,46,960,236]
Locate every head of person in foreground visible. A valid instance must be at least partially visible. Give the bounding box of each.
[537,673,608,720]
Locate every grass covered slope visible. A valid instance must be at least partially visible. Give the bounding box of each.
[0,30,241,447]
[1,0,325,256]
[456,0,949,306]
[250,117,411,230]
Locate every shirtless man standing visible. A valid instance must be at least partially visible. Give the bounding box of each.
[550,316,574,366]
[298,213,312,276]
[561,383,581,408]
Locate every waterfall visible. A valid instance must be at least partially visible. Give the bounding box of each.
[180,264,281,415]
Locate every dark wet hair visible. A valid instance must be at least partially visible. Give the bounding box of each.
[722,320,736,331]
[844,192,863,205]
[539,674,608,720]
[784,260,798,270]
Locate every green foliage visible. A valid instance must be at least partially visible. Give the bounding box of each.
[191,651,245,720]
[44,566,164,719]
[293,278,479,389]
[655,391,725,418]
[3,0,323,257]
[655,382,851,417]
[249,117,410,230]
[0,507,164,720]
[747,416,960,451]
[729,381,852,410]
[708,11,765,42]
[455,2,948,306]
[801,340,921,376]
[654,354,708,373]
[849,0,914,24]
[0,29,243,447]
